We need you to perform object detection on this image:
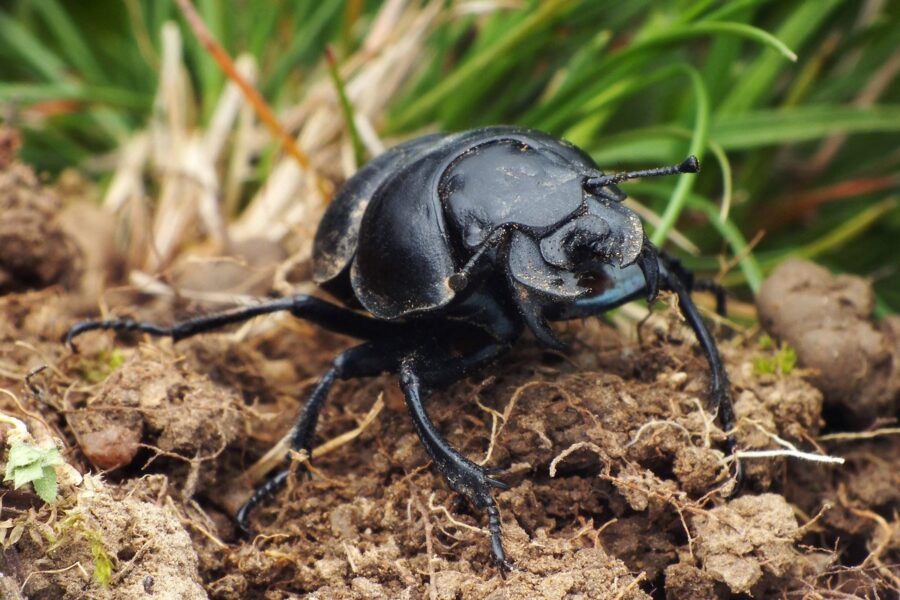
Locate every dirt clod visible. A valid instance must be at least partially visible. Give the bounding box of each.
[0,161,81,293]
[16,478,206,600]
[664,562,727,600]
[68,346,243,491]
[758,258,900,424]
[691,493,812,594]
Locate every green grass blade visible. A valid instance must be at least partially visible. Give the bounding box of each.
[32,0,104,82]
[651,65,709,246]
[391,0,575,131]
[325,47,366,167]
[717,0,842,115]
[0,11,68,81]
[688,196,764,293]
[528,19,796,132]
[632,182,764,292]
[635,21,797,62]
[713,105,900,148]
[721,198,898,286]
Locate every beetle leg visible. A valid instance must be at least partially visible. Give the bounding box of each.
[64,294,397,350]
[449,226,511,292]
[689,279,727,316]
[237,340,406,532]
[399,351,516,575]
[658,250,727,316]
[661,261,743,495]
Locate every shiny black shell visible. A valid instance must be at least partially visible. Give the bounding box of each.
[312,126,624,320]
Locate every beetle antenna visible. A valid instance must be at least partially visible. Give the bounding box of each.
[584,155,699,193]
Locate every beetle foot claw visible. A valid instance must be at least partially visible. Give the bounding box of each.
[496,556,518,578]
[485,502,514,576]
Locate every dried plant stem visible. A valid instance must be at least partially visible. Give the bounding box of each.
[173,0,327,198]
[413,494,439,600]
[818,428,900,442]
[243,394,384,485]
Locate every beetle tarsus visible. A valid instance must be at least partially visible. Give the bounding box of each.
[487,503,517,576]
[236,467,291,534]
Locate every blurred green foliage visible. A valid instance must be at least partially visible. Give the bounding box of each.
[0,0,898,309]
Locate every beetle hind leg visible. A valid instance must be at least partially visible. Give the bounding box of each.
[64,294,397,351]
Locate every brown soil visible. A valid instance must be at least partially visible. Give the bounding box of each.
[0,158,898,599]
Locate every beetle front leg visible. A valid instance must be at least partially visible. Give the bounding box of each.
[658,250,727,316]
[399,351,515,575]
[661,260,742,494]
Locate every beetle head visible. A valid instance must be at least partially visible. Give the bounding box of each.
[542,155,699,271]
[539,206,643,271]
[505,154,700,348]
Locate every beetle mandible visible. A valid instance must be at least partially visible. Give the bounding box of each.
[66,126,741,572]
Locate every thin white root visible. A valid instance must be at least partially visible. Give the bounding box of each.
[732,420,845,465]
[625,420,693,449]
[729,449,844,464]
[549,441,606,478]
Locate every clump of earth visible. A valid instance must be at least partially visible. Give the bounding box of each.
[0,150,897,598]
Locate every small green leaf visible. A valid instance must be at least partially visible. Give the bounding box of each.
[32,467,58,503]
[12,463,44,489]
[39,449,64,468]
[4,442,63,502]
[6,442,45,470]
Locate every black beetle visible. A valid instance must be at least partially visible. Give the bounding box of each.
[66,126,740,572]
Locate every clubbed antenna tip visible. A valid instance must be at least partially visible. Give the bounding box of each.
[583,155,702,195]
[679,155,700,174]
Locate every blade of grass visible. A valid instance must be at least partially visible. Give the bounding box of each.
[790,198,898,263]
[0,12,68,81]
[713,105,900,148]
[651,65,709,246]
[32,0,105,83]
[325,47,366,168]
[391,0,575,131]
[528,19,796,131]
[588,105,900,161]
[634,21,797,62]
[264,1,344,97]
[194,0,226,119]
[700,0,777,22]
[688,195,763,292]
[718,0,842,115]
[0,82,149,109]
[631,182,764,292]
[720,197,898,286]
[174,0,327,197]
